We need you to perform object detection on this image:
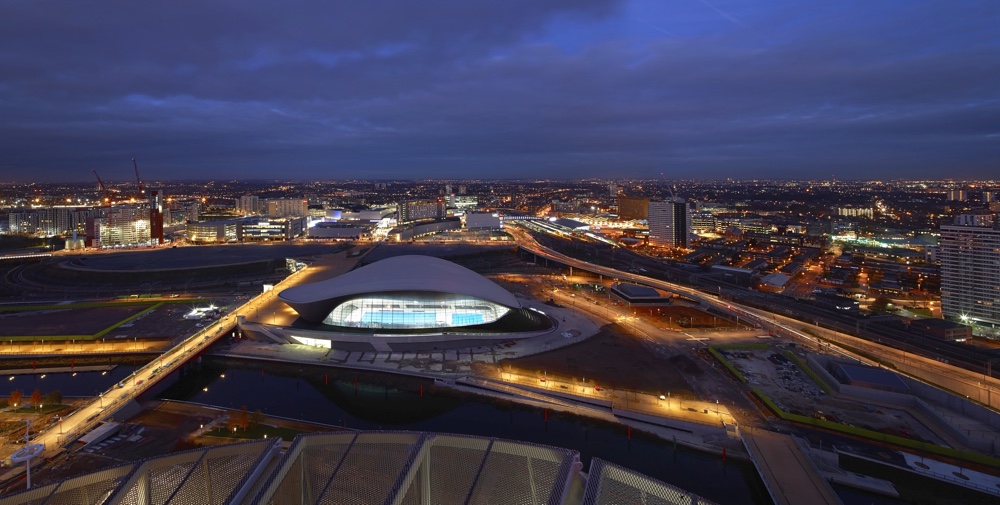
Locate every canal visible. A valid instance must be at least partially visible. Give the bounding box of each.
[155,356,771,504]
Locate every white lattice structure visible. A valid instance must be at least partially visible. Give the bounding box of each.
[0,432,715,505]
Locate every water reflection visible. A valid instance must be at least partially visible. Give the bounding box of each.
[156,358,769,504]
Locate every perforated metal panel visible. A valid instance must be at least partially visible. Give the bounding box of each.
[395,434,490,505]
[0,431,713,505]
[0,485,55,505]
[465,440,569,505]
[43,466,132,505]
[581,459,716,505]
[316,432,422,505]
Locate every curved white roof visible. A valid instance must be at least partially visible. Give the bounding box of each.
[279,255,520,322]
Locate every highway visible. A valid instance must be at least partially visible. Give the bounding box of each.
[507,225,1000,411]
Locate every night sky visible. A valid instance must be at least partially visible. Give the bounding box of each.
[1,1,997,182]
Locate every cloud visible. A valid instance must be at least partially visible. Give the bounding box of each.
[0,0,997,181]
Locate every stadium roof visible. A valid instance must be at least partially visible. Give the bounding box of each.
[279,255,520,323]
[0,431,716,505]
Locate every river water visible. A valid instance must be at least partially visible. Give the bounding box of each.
[8,358,950,504]
[152,357,771,504]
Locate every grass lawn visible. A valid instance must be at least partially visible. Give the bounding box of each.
[209,425,306,440]
[8,404,66,415]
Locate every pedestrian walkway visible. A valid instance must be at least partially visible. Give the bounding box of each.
[741,429,842,505]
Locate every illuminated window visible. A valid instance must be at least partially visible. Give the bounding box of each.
[323,293,510,329]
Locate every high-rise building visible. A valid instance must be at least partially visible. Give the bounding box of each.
[87,206,153,247]
[617,195,650,220]
[398,198,444,224]
[983,191,995,204]
[954,211,995,228]
[940,215,1000,326]
[237,195,261,215]
[7,211,39,235]
[690,210,716,233]
[833,206,874,219]
[647,198,691,248]
[36,207,71,236]
[448,194,478,211]
[266,198,308,218]
[147,190,165,244]
[947,189,968,201]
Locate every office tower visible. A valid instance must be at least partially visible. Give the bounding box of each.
[148,190,165,244]
[690,210,717,233]
[648,198,691,248]
[398,198,444,224]
[617,195,650,220]
[940,214,1000,326]
[266,198,308,218]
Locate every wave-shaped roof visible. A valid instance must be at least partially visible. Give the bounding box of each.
[278,255,520,323]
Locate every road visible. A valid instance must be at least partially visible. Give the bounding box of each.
[1,253,322,465]
[508,225,1000,412]
[3,245,380,466]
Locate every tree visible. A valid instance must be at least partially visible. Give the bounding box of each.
[44,390,62,406]
[30,389,43,409]
[7,389,23,410]
[871,295,892,312]
[225,414,239,433]
[238,406,250,430]
[250,409,265,429]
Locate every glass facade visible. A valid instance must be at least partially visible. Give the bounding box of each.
[323,292,510,329]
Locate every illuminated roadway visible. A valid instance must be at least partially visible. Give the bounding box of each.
[4,263,315,463]
[10,232,997,467]
[507,225,1000,411]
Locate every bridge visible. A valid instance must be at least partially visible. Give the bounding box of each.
[2,260,315,464]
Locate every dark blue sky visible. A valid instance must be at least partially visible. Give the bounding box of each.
[1,1,997,182]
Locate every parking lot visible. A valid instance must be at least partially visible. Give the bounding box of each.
[720,345,946,444]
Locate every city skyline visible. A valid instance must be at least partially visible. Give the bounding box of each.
[1,1,998,182]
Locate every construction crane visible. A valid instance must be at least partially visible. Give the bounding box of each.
[132,157,144,199]
[92,170,112,207]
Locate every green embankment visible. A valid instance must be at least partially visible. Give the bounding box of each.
[784,350,834,395]
[707,343,1000,469]
[1,298,208,341]
[752,387,1000,468]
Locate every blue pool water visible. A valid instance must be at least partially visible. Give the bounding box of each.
[451,313,484,325]
[358,311,484,327]
[360,311,437,326]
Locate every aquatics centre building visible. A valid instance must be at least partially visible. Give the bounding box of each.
[274,255,551,349]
